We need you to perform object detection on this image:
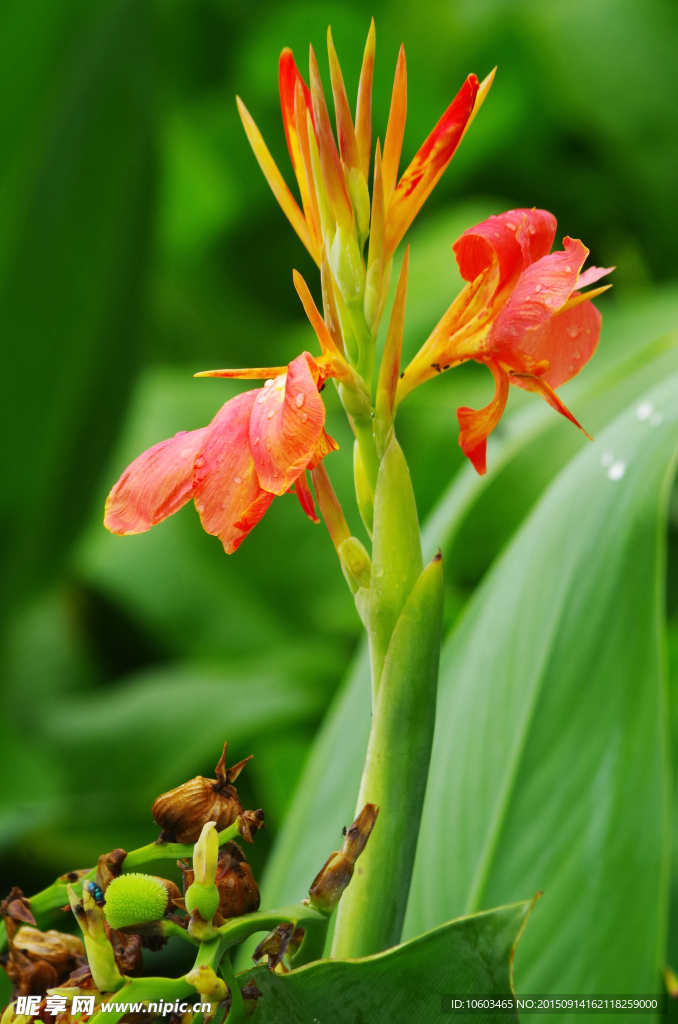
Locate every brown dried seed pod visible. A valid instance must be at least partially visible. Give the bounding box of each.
[215,842,260,918]
[151,742,252,845]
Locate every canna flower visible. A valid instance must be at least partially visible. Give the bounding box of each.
[104,351,340,553]
[397,208,613,474]
[236,20,493,337]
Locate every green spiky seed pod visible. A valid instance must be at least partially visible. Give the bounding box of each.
[185,882,220,921]
[103,873,168,930]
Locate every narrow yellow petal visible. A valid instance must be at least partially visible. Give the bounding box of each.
[559,283,612,312]
[236,96,319,264]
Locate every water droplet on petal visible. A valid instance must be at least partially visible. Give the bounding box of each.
[264,379,274,387]
[194,457,205,468]
[601,452,614,467]
[301,412,308,422]
[295,393,305,408]
[174,430,188,437]
[567,325,580,338]
[608,460,626,481]
[506,222,516,230]
[258,392,269,404]
[564,266,572,273]
[534,284,543,293]
[253,436,260,445]
[494,231,500,238]
[528,224,536,235]
[649,412,663,426]
[636,402,653,421]
[267,408,277,419]
[266,442,272,450]
[273,472,279,478]
[233,476,242,484]
[275,378,286,390]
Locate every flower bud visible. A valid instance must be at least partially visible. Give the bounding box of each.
[307,803,378,915]
[346,166,370,242]
[363,257,382,332]
[338,537,371,589]
[186,965,227,1009]
[102,874,171,931]
[330,227,364,306]
[151,742,252,844]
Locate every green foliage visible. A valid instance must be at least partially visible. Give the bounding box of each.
[238,900,533,1023]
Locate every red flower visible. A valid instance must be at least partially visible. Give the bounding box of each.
[104,353,338,553]
[396,209,613,474]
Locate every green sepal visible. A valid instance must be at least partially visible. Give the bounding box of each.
[332,554,444,958]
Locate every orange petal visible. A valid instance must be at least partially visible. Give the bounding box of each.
[490,237,589,353]
[327,28,360,171]
[236,96,317,263]
[279,50,322,263]
[193,390,274,554]
[459,66,495,143]
[293,269,343,357]
[307,427,340,470]
[294,469,320,523]
[453,208,557,288]
[294,78,323,252]
[514,299,602,390]
[104,427,208,535]
[309,45,354,233]
[456,360,509,475]
[384,74,479,258]
[382,44,407,204]
[509,372,592,440]
[249,352,326,495]
[355,19,376,181]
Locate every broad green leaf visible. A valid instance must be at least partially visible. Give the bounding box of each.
[404,372,678,994]
[0,0,154,613]
[237,900,533,1024]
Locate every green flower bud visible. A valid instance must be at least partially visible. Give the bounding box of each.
[346,166,370,242]
[338,537,372,589]
[330,227,364,306]
[363,258,382,332]
[103,874,168,930]
[185,881,220,921]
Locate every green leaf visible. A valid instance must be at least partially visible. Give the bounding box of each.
[404,371,678,992]
[0,0,154,613]
[237,900,534,1024]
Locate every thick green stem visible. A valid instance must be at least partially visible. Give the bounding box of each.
[367,437,423,696]
[332,553,444,958]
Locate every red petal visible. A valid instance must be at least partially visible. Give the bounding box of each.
[385,74,478,257]
[249,352,325,495]
[489,237,589,353]
[453,209,556,288]
[509,372,591,440]
[456,360,509,475]
[515,299,602,389]
[193,391,273,554]
[294,470,319,523]
[104,428,207,535]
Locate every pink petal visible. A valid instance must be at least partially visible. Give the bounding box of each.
[193,390,273,554]
[489,236,589,352]
[249,352,325,495]
[453,208,556,287]
[515,299,602,389]
[104,428,207,535]
[577,264,615,289]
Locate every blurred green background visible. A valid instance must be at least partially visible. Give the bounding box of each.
[2,0,678,990]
